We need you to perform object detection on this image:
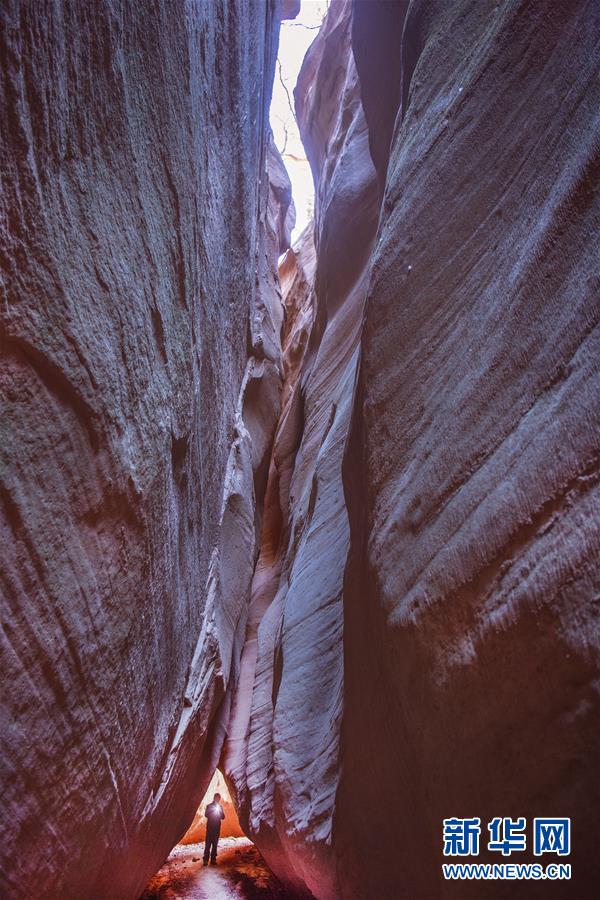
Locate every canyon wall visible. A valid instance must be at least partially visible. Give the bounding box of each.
[223,3,380,897]
[228,1,600,898]
[0,1,296,898]
[339,0,599,896]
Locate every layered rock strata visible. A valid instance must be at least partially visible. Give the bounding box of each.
[227,0,600,898]
[223,3,379,897]
[339,0,600,896]
[2,0,598,898]
[0,1,295,898]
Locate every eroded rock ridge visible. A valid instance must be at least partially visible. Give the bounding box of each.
[0,1,295,897]
[225,1,600,898]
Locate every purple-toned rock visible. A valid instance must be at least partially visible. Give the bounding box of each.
[2,0,598,897]
[0,2,294,898]
[225,0,599,898]
[339,1,600,898]
[223,3,379,897]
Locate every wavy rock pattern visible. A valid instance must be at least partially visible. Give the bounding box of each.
[339,1,599,897]
[223,4,379,897]
[0,2,294,898]
[228,1,600,898]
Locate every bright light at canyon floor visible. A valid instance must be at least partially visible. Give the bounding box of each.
[141,770,282,900]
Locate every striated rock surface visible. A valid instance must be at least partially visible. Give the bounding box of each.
[339,0,600,898]
[0,2,295,898]
[2,0,598,897]
[224,3,379,897]
[226,0,599,898]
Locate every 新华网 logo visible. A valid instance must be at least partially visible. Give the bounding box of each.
[442,817,571,857]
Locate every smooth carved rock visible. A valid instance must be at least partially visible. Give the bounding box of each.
[339,1,600,898]
[224,3,379,897]
[227,0,599,898]
[2,0,598,897]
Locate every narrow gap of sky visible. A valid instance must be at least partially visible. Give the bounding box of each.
[270,1,329,245]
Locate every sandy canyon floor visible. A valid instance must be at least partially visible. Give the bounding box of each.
[140,837,291,899]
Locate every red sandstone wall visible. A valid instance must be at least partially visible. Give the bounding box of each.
[2,1,598,898]
[226,1,600,898]
[338,2,599,897]
[0,2,295,898]
[223,4,380,897]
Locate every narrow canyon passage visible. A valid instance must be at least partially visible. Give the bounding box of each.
[1,1,599,899]
[138,6,324,896]
[140,770,291,899]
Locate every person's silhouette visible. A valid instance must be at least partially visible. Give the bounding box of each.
[203,792,225,865]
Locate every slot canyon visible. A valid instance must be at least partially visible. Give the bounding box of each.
[1,1,599,899]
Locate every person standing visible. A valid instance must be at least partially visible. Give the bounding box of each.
[203,792,225,865]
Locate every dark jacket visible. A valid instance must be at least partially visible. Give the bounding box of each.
[205,801,225,834]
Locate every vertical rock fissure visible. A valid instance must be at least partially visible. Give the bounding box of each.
[223,4,382,898]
